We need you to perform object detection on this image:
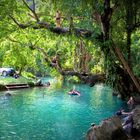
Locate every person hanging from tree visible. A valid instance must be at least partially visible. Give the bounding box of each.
[55,10,61,27]
[50,55,58,67]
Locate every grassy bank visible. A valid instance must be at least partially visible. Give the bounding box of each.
[0,76,34,85]
[0,76,35,91]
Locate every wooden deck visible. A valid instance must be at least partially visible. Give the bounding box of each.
[5,84,29,90]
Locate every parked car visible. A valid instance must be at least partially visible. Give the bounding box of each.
[0,68,16,77]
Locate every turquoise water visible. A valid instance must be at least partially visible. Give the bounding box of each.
[0,79,127,140]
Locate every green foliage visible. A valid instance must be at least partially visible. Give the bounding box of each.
[65,76,80,83]
[0,0,16,19]
[27,81,35,87]
[131,30,140,77]
[0,0,139,89]
[21,71,36,79]
[0,84,7,91]
[91,65,103,74]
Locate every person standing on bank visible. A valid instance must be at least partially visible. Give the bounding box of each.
[127,96,135,110]
[55,10,61,28]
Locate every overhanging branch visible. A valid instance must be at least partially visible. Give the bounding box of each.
[8,36,104,85]
[10,15,93,37]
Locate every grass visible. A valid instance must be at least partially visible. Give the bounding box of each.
[0,76,34,85]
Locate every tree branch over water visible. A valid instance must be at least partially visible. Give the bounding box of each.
[9,15,93,37]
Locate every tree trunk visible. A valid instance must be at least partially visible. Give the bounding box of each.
[126,29,132,68]
[113,46,140,93]
[100,0,140,95]
[101,0,111,40]
[100,0,114,78]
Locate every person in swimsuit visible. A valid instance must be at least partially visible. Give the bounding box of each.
[55,10,61,27]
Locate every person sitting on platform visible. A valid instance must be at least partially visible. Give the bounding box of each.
[116,108,133,119]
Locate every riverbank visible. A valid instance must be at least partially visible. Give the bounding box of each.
[0,76,35,91]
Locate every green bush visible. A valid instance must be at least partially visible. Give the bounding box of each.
[27,81,35,87]
[22,71,36,79]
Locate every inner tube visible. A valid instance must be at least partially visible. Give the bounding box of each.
[68,90,80,96]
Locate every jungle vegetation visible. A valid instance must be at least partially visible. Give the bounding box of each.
[0,0,140,98]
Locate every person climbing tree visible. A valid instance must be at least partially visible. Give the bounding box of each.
[55,10,61,27]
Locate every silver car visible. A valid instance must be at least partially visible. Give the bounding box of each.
[0,68,16,76]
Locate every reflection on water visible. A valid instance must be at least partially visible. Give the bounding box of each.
[0,78,127,140]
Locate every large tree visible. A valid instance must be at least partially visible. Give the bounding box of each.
[0,0,140,97]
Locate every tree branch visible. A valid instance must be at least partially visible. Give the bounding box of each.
[22,0,40,22]
[9,15,93,37]
[32,0,35,11]
[9,15,29,28]
[8,36,104,85]
[111,0,119,12]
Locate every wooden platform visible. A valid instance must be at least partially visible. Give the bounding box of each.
[5,84,29,90]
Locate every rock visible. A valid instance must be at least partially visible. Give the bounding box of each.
[5,92,12,96]
[133,107,140,131]
[86,106,140,140]
[134,96,140,106]
[117,94,122,99]
[86,116,128,140]
[132,107,140,139]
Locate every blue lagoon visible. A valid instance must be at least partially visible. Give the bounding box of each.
[0,80,127,140]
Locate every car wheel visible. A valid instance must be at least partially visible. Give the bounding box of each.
[2,71,7,76]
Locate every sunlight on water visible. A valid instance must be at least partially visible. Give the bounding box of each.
[0,78,127,140]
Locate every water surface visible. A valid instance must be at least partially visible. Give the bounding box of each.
[0,79,127,140]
